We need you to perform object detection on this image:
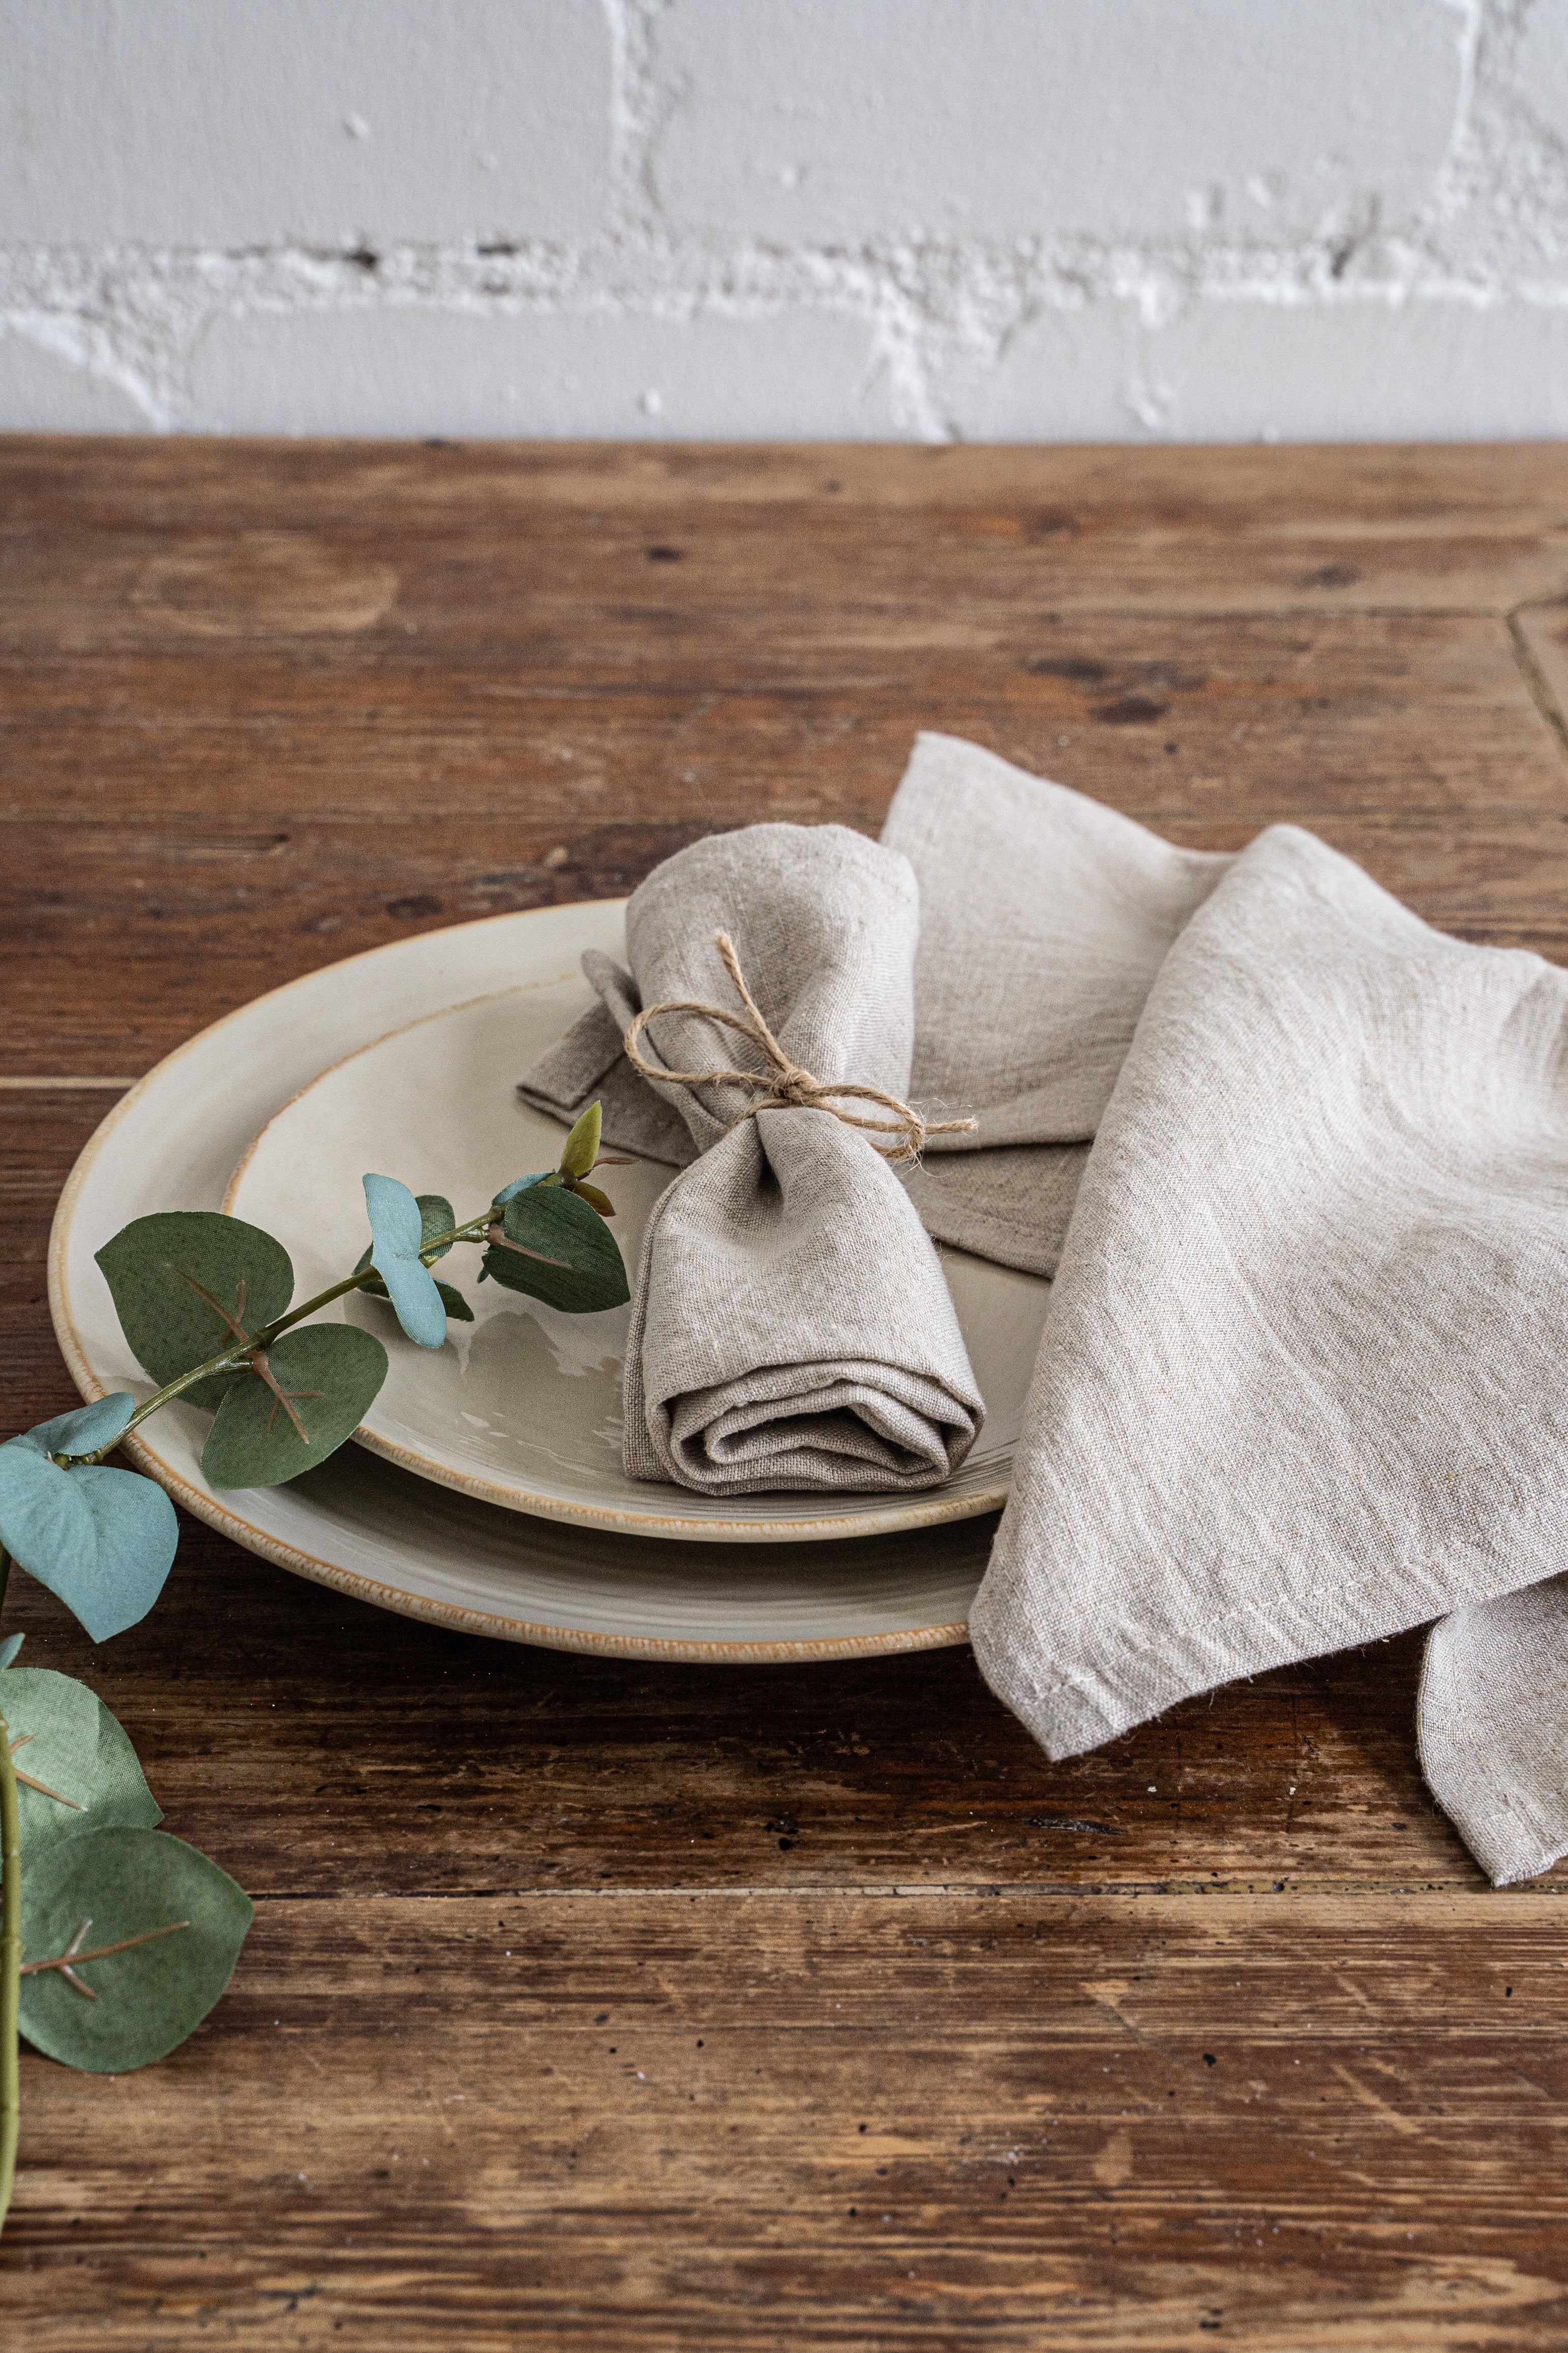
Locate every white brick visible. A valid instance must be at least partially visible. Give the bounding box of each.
[652,0,1461,245]
[0,329,153,428]
[0,0,610,245]
[938,297,1568,443]
[187,302,900,438]
[1514,3,1568,140]
[4,2,1568,445]
[930,303,1137,440]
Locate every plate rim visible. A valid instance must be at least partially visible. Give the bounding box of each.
[220,977,1016,1544]
[45,903,978,1662]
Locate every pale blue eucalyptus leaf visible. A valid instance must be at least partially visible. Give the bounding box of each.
[491,1172,550,1206]
[362,1173,447,1350]
[17,1394,137,1463]
[0,1439,178,1643]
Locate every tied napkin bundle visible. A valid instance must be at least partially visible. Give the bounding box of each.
[523,733,1568,1886]
[524,821,983,1493]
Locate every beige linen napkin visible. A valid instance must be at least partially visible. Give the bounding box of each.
[1419,1580,1568,1884]
[884,729,1233,1278]
[525,820,983,1495]
[526,732,1568,1881]
[878,739,1568,1889]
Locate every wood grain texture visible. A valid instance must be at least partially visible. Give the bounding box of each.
[6,1892,1568,2350]
[4,609,1567,1066]
[3,440,1568,2348]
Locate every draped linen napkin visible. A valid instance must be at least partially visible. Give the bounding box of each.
[524,733,1568,1883]
[523,819,983,1494]
[893,736,1568,1891]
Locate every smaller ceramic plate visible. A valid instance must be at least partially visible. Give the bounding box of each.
[224,977,1050,1544]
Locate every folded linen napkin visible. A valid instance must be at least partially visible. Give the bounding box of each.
[524,820,983,1494]
[525,732,1568,1883]
[892,737,1568,1890]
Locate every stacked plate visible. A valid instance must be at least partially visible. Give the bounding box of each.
[48,905,1049,1661]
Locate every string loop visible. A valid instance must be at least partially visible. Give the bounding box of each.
[621,931,976,1165]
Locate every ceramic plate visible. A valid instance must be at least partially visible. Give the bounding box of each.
[222,980,1049,1542]
[48,903,1005,1658]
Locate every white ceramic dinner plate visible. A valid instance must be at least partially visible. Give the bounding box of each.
[222,980,1049,1542]
[48,903,1022,1659]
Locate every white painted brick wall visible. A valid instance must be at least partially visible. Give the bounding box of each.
[2,0,1566,441]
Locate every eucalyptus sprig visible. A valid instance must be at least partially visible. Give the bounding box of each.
[0,1103,626,2232]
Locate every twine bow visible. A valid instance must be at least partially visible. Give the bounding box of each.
[622,930,976,1165]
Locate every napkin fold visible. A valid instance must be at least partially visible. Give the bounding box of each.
[523,732,1568,1883]
[525,820,983,1495]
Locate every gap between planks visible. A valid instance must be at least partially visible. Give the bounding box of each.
[1507,601,1568,767]
[237,1878,1531,1902]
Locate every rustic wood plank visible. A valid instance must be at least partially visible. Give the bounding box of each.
[9,511,1568,668]
[7,811,1568,1074]
[0,1515,1485,1899]
[3,607,1565,1070]
[8,515,1568,649]
[3,613,1561,821]
[0,1089,108,1416]
[4,1890,1566,2350]
[19,432,1568,517]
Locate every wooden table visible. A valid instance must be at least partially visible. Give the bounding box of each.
[4,439,1568,2349]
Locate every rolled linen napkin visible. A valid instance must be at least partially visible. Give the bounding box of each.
[526,820,984,1494]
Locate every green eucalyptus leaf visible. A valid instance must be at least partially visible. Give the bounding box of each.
[18,1824,252,2074]
[3,1667,162,1865]
[363,1175,447,1350]
[0,1633,22,1670]
[414,1195,457,1262]
[484,1183,629,1314]
[200,1324,388,1489]
[0,1439,179,1643]
[95,1212,294,1412]
[559,1100,602,1180]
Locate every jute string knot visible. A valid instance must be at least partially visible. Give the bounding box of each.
[622,930,977,1166]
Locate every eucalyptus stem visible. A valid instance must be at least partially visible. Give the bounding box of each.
[54,1209,498,1470]
[0,1694,20,2236]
